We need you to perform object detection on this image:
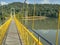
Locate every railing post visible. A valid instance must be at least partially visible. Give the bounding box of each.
[33,41,36,45]
[32,0,36,30]
[38,36,40,45]
[56,11,60,45]
[27,32,29,45]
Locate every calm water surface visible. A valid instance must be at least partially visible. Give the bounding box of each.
[20,18,60,45]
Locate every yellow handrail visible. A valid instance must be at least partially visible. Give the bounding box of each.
[14,16,43,45]
[0,18,12,45]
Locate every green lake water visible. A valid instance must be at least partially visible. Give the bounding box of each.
[19,17,60,45]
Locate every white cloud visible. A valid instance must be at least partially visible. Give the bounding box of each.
[26,1,29,4]
[0,1,8,5]
[41,0,50,4]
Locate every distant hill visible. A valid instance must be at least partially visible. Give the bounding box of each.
[0,2,60,18]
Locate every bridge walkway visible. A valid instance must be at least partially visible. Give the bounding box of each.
[3,19,22,45]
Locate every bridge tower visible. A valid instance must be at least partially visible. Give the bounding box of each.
[11,8,15,17]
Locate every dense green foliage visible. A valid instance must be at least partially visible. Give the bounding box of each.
[0,2,60,18]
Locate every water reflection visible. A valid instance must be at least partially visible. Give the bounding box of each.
[39,30,50,34]
[21,18,58,29]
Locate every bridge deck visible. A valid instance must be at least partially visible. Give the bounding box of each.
[3,19,22,45]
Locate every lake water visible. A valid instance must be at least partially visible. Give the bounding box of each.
[33,30,60,45]
[21,18,58,29]
[20,17,60,45]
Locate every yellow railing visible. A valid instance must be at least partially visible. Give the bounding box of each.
[14,16,43,45]
[0,18,12,45]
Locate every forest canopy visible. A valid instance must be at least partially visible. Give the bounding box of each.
[0,2,60,18]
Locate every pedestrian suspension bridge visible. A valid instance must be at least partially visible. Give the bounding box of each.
[0,15,43,45]
[0,13,59,45]
[0,0,59,45]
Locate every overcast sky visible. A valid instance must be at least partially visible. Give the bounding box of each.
[0,0,60,5]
